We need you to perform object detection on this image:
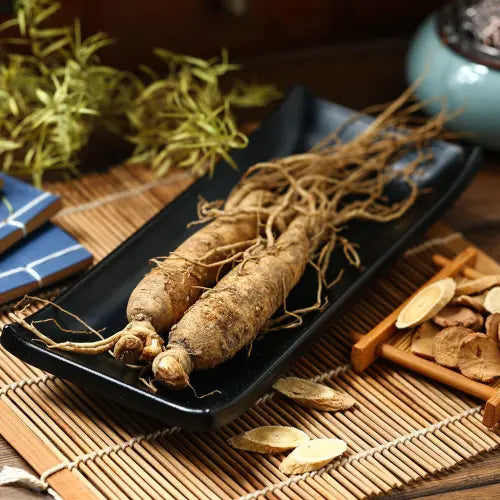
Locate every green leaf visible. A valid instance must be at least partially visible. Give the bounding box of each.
[0,18,20,33]
[33,2,61,25]
[39,36,70,57]
[35,88,51,104]
[0,139,21,152]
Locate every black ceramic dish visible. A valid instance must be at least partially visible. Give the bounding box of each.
[2,87,482,430]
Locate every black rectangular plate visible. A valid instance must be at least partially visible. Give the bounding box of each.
[2,87,482,431]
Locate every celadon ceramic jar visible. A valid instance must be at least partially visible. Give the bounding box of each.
[406,1,500,149]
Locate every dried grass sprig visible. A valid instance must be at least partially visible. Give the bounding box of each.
[0,0,132,185]
[0,0,280,185]
[127,50,280,177]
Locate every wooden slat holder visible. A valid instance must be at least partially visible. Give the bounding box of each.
[350,246,500,428]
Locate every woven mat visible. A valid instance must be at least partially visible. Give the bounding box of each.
[0,164,499,500]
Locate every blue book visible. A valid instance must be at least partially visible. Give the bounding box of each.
[0,223,93,304]
[0,173,61,254]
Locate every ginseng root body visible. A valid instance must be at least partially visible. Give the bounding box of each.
[152,217,313,388]
[114,190,270,363]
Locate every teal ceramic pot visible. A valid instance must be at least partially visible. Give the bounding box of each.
[406,4,500,150]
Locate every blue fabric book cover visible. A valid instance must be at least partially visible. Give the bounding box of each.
[0,223,93,304]
[0,173,62,254]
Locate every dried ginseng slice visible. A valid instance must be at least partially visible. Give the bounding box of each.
[455,275,500,295]
[484,287,500,314]
[485,313,500,342]
[396,278,456,329]
[433,306,483,331]
[228,426,310,454]
[451,293,487,314]
[272,377,356,411]
[433,326,475,368]
[457,333,500,382]
[411,321,440,359]
[279,438,347,475]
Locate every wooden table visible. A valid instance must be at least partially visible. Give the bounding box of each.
[1,40,500,500]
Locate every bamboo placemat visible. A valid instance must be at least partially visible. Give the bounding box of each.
[1,164,499,500]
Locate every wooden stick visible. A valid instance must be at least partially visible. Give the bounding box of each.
[432,254,485,279]
[350,246,477,372]
[484,392,500,428]
[350,332,500,428]
[351,332,495,400]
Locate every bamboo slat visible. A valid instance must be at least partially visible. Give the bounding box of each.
[0,164,499,500]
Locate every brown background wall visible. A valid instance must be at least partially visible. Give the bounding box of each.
[3,0,444,69]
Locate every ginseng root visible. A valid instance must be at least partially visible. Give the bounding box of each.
[152,216,314,388]
[112,188,272,363]
[20,189,271,364]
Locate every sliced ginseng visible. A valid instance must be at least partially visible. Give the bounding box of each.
[396,278,455,329]
[484,287,500,314]
[432,306,483,331]
[433,326,475,368]
[455,275,500,296]
[411,321,440,359]
[458,333,500,382]
[272,377,356,412]
[228,426,310,454]
[279,438,347,475]
[485,313,500,342]
[451,293,487,314]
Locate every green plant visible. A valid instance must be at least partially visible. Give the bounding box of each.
[127,49,280,177]
[0,0,279,186]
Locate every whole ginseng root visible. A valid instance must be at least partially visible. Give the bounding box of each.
[112,189,273,364]
[152,216,313,388]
